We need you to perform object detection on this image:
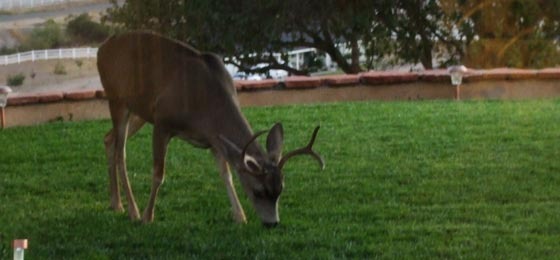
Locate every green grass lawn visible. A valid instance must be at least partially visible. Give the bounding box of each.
[1,99,560,259]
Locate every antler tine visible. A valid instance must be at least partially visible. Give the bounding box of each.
[241,130,267,160]
[279,126,325,170]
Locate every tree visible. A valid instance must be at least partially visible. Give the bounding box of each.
[111,1,547,73]
[447,0,560,68]
[105,0,401,74]
[390,0,462,69]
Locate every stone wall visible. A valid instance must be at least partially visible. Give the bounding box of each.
[3,68,560,128]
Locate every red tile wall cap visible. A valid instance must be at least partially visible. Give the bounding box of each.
[7,93,40,106]
[361,71,419,85]
[320,74,361,86]
[235,79,278,91]
[63,89,97,100]
[475,68,538,80]
[536,68,560,79]
[283,76,323,89]
[419,69,450,82]
[95,89,107,99]
[36,91,64,103]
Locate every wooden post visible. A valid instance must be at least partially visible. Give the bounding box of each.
[455,85,461,101]
[1,107,5,129]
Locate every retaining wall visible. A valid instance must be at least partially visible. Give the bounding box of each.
[3,68,560,128]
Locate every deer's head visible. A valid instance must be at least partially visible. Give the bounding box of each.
[220,123,324,227]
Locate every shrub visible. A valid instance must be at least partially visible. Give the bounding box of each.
[75,59,83,68]
[25,19,66,50]
[7,73,25,86]
[66,13,111,44]
[53,62,67,75]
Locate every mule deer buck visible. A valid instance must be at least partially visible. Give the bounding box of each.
[97,31,324,227]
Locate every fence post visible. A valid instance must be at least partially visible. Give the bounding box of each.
[17,53,20,64]
[31,50,35,62]
[59,48,62,58]
[72,48,76,59]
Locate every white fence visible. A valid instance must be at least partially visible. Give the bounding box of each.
[0,47,98,65]
[1,46,320,70]
[0,0,90,10]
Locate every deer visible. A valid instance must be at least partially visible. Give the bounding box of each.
[97,31,324,227]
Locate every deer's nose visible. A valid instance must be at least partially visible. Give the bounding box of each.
[263,222,279,228]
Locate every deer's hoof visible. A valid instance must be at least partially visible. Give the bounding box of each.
[233,214,247,224]
[263,222,279,228]
[109,204,124,213]
[141,211,155,224]
[141,216,154,224]
[128,211,141,221]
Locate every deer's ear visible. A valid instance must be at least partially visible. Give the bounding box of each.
[266,122,284,163]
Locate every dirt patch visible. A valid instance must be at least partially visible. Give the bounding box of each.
[1,58,100,93]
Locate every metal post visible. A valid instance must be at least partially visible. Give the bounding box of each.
[448,65,467,101]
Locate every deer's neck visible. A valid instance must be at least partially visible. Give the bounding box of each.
[206,104,265,163]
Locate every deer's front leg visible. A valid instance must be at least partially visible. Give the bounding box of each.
[142,125,171,223]
[213,149,247,224]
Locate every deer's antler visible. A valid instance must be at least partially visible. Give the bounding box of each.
[241,130,267,160]
[279,126,325,170]
[240,130,267,173]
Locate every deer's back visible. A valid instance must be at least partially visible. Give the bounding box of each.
[97,31,236,124]
[98,31,201,97]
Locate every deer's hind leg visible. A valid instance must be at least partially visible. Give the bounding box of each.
[142,124,172,223]
[105,101,145,220]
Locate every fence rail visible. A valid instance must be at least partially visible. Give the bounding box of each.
[0,0,91,10]
[0,47,98,65]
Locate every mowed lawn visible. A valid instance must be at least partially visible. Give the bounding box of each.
[1,100,560,258]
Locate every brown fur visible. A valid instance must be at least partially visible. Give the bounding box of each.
[97,31,323,226]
